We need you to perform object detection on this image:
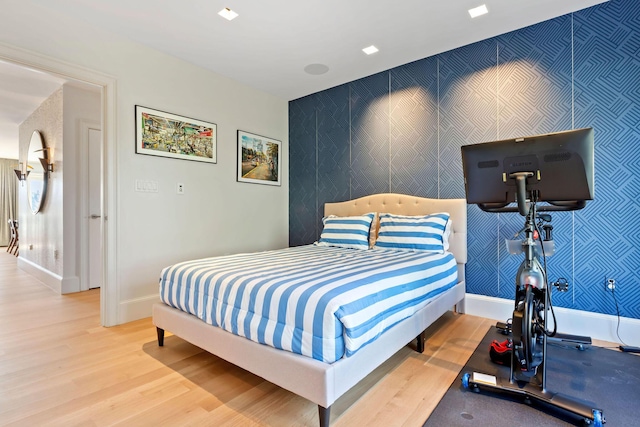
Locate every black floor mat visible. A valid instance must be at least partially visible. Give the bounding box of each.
[424,327,640,426]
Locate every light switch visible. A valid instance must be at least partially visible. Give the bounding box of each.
[135,179,159,193]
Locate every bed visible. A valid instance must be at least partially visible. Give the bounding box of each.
[152,193,467,426]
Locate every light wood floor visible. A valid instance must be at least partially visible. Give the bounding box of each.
[0,250,494,426]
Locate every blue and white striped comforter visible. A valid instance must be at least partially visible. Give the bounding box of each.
[159,245,458,363]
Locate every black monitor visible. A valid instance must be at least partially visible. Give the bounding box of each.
[461,128,594,215]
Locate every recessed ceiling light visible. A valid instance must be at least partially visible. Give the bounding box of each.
[218,7,238,21]
[468,4,488,18]
[362,45,379,55]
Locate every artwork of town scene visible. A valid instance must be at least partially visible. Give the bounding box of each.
[135,106,217,163]
[237,130,281,186]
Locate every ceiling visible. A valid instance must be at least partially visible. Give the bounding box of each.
[0,60,67,159]
[48,0,606,100]
[0,0,608,159]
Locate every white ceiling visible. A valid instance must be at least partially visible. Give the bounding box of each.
[0,0,608,159]
[47,0,606,100]
[0,60,67,159]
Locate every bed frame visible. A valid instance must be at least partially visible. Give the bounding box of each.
[152,193,467,426]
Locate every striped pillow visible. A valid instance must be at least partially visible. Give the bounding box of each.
[374,212,450,253]
[317,213,375,250]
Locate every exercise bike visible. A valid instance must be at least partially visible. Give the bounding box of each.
[461,172,604,426]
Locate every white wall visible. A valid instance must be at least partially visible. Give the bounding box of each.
[18,88,64,287]
[1,1,289,323]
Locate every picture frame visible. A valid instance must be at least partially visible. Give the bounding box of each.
[237,130,281,186]
[135,105,217,163]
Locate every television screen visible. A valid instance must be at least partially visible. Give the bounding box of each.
[461,128,594,212]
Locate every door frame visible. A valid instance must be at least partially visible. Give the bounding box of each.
[0,43,119,326]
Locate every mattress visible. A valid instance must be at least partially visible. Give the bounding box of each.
[159,245,458,363]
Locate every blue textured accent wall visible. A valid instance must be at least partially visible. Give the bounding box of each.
[289,0,640,319]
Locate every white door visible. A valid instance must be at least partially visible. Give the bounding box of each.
[88,128,102,289]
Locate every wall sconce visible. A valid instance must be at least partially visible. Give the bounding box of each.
[13,162,30,185]
[35,147,54,174]
[39,157,54,173]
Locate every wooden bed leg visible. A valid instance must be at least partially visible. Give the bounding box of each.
[156,327,165,347]
[318,405,331,427]
[416,331,425,353]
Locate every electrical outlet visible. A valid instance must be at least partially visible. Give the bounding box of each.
[607,278,616,291]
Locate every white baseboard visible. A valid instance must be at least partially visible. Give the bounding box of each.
[17,258,81,295]
[465,293,640,347]
[118,294,160,324]
[61,276,80,294]
[17,257,62,293]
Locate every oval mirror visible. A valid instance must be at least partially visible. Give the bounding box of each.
[27,130,48,214]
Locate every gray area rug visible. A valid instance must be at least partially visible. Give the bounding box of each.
[424,327,640,426]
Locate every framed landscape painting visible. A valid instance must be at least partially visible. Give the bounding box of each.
[135,105,217,163]
[237,130,281,186]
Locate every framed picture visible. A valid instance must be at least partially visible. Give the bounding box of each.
[135,105,217,163]
[237,130,281,186]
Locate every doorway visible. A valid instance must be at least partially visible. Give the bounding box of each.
[0,44,117,326]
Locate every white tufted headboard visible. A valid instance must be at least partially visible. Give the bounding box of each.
[324,193,467,279]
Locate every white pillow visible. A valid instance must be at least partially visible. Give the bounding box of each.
[317,213,375,250]
[374,212,451,253]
